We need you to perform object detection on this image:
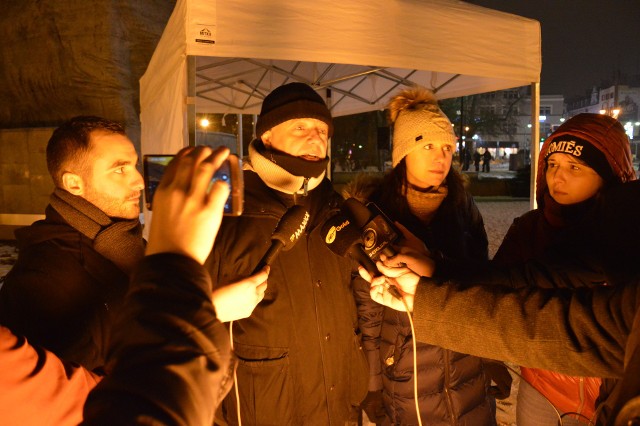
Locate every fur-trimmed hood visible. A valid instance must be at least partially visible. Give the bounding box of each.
[341,173,384,204]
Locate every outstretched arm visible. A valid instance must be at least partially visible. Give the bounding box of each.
[360,261,634,380]
[83,147,237,426]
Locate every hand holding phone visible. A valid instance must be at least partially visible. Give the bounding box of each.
[146,146,233,264]
[143,153,243,216]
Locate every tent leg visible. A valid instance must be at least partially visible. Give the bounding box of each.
[529,82,540,210]
[187,55,196,147]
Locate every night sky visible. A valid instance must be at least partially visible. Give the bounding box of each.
[465,0,640,99]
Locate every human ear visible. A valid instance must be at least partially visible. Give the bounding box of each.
[261,130,272,148]
[61,172,85,196]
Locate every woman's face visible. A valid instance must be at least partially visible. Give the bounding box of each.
[545,153,604,205]
[404,139,454,188]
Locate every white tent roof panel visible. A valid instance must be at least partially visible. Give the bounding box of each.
[141,0,541,154]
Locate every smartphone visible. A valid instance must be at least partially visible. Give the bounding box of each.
[143,154,243,216]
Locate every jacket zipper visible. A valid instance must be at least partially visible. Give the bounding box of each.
[308,233,333,423]
[444,350,456,425]
[302,178,310,196]
[577,377,585,417]
[292,178,310,205]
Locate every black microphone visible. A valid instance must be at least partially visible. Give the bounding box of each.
[322,213,403,300]
[321,213,379,278]
[342,198,400,261]
[252,205,310,274]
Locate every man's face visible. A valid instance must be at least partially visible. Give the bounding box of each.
[80,131,144,219]
[261,118,329,161]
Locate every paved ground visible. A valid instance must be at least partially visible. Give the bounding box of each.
[0,242,17,281]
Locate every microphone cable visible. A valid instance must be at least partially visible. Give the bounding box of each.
[229,320,242,426]
[383,277,423,426]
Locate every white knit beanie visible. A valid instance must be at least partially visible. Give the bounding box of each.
[389,86,457,167]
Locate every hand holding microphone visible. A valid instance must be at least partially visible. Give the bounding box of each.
[341,198,400,260]
[212,266,270,322]
[321,212,403,300]
[214,206,308,322]
[321,212,379,278]
[359,261,420,312]
[252,205,310,274]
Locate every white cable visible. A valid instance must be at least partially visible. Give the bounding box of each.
[229,320,242,426]
[402,294,423,426]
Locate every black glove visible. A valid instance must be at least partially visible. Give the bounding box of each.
[361,390,387,424]
[483,359,513,400]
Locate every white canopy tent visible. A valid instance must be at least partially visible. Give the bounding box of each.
[140,0,541,207]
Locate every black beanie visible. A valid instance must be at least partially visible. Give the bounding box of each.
[545,136,614,182]
[256,83,333,138]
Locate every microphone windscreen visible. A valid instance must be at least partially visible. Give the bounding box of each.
[321,213,362,257]
[272,205,310,251]
[342,198,373,228]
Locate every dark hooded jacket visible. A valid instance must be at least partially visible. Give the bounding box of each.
[83,253,234,426]
[345,172,496,426]
[206,168,368,426]
[0,206,136,371]
[493,113,637,421]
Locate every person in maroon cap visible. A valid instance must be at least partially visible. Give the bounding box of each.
[492,113,637,425]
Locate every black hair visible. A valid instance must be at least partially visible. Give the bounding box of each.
[46,116,125,186]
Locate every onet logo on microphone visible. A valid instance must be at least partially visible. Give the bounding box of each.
[290,211,310,242]
[325,219,350,244]
[362,227,378,250]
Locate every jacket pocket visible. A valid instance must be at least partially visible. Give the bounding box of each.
[226,343,294,425]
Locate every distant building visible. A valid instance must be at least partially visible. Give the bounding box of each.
[468,87,564,160]
[567,83,640,158]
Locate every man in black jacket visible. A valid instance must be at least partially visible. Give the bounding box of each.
[0,146,250,425]
[206,82,368,425]
[0,116,146,370]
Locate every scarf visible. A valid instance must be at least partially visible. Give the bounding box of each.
[542,191,597,228]
[248,140,328,194]
[403,183,448,225]
[49,188,145,274]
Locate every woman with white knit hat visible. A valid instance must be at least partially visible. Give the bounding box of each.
[347,86,501,425]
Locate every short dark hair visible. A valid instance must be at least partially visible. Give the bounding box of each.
[46,116,126,186]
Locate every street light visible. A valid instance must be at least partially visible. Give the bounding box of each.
[600,108,621,119]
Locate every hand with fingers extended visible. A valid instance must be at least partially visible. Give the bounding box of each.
[146,146,231,264]
[212,267,270,322]
[359,261,420,312]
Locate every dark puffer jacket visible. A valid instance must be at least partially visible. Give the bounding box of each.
[347,174,496,425]
[206,171,368,426]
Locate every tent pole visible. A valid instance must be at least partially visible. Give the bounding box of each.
[237,113,243,157]
[187,55,196,147]
[529,82,540,210]
[326,88,332,180]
